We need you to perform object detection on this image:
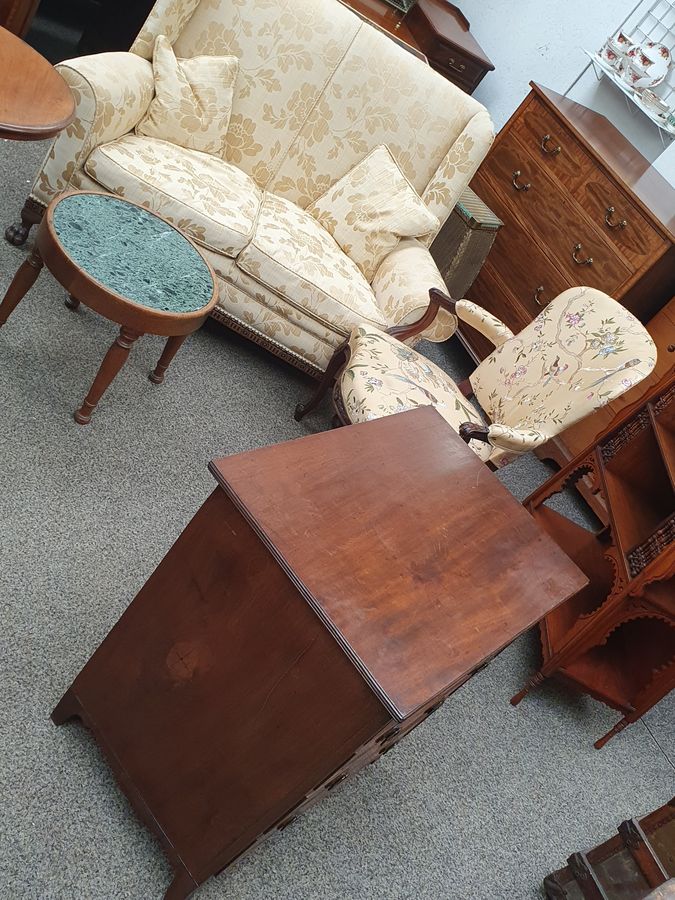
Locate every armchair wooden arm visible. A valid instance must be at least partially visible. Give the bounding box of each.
[386,288,457,342]
[459,423,491,444]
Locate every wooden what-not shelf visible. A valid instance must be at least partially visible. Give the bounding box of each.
[513,374,675,748]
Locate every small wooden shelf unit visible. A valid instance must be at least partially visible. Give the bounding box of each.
[512,374,675,748]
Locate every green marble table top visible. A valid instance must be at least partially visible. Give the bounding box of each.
[52,194,213,313]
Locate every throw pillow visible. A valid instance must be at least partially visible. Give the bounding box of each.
[136,34,238,156]
[306,145,439,282]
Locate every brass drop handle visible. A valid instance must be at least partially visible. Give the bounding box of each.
[572,242,593,266]
[447,56,466,72]
[541,134,561,155]
[605,206,627,229]
[511,170,531,191]
[533,286,546,306]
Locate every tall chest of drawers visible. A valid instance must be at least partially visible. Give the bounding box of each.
[466,82,675,463]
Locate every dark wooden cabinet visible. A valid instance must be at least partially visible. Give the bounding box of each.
[513,374,675,749]
[340,0,494,92]
[51,408,585,900]
[466,83,675,465]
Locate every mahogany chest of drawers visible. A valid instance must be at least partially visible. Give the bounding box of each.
[466,82,675,463]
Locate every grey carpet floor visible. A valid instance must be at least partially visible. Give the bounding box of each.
[1,138,673,900]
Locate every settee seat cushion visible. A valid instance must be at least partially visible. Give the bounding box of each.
[85,135,261,257]
[339,325,492,461]
[236,192,388,337]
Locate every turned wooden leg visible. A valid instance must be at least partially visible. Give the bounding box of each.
[74,325,141,424]
[51,689,83,725]
[150,334,187,384]
[594,717,629,750]
[164,870,199,900]
[65,294,81,311]
[5,196,45,247]
[294,341,349,421]
[510,670,547,706]
[0,250,44,327]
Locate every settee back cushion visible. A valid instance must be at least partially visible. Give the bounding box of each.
[131,0,491,217]
[170,0,362,188]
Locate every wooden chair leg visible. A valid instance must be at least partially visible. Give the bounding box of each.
[294,341,349,421]
[457,377,473,399]
[0,250,43,327]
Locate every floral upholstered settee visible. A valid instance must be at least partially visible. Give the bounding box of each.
[16,0,494,373]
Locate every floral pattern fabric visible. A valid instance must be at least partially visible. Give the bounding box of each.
[205,250,341,370]
[136,35,238,156]
[268,17,489,213]
[469,286,657,457]
[237,192,388,337]
[85,134,261,257]
[371,239,457,343]
[339,326,492,462]
[172,0,362,186]
[31,52,154,207]
[26,0,494,373]
[456,299,513,348]
[306,145,439,283]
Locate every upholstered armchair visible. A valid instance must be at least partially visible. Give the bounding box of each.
[295,286,657,468]
[5,0,495,375]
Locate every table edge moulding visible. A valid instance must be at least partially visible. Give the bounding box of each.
[0,25,75,140]
[50,408,587,900]
[465,81,675,471]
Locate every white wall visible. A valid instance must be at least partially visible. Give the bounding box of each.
[465,0,675,184]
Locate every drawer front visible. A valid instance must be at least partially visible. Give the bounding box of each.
[430,40,484,84]
[472,171,572,319]
[571,172,667,269]
[512,96,592,193]
[483,133,633,291]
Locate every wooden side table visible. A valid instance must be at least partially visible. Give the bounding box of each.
[51,407,586,899]
[0,192,217,423]
[512,373,675,748]
[0,25,74,139]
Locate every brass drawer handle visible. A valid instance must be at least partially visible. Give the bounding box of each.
[572,242,593,266]
[511,170,531,191]
[604,206,627,229]
[533,286,546,307]
[541,134,561,155]
[447,56,466,72]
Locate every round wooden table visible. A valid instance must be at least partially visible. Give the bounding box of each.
[0,25,75,141]
[0,192,218,424]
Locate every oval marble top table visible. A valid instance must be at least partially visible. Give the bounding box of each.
[0,25,75,140]
[0,192,218,424]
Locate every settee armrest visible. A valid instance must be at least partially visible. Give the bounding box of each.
[456,299,514,349]
[31,52,154,208]
[371,239,457,343]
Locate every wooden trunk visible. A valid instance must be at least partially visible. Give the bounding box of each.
[52,408,586,899]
